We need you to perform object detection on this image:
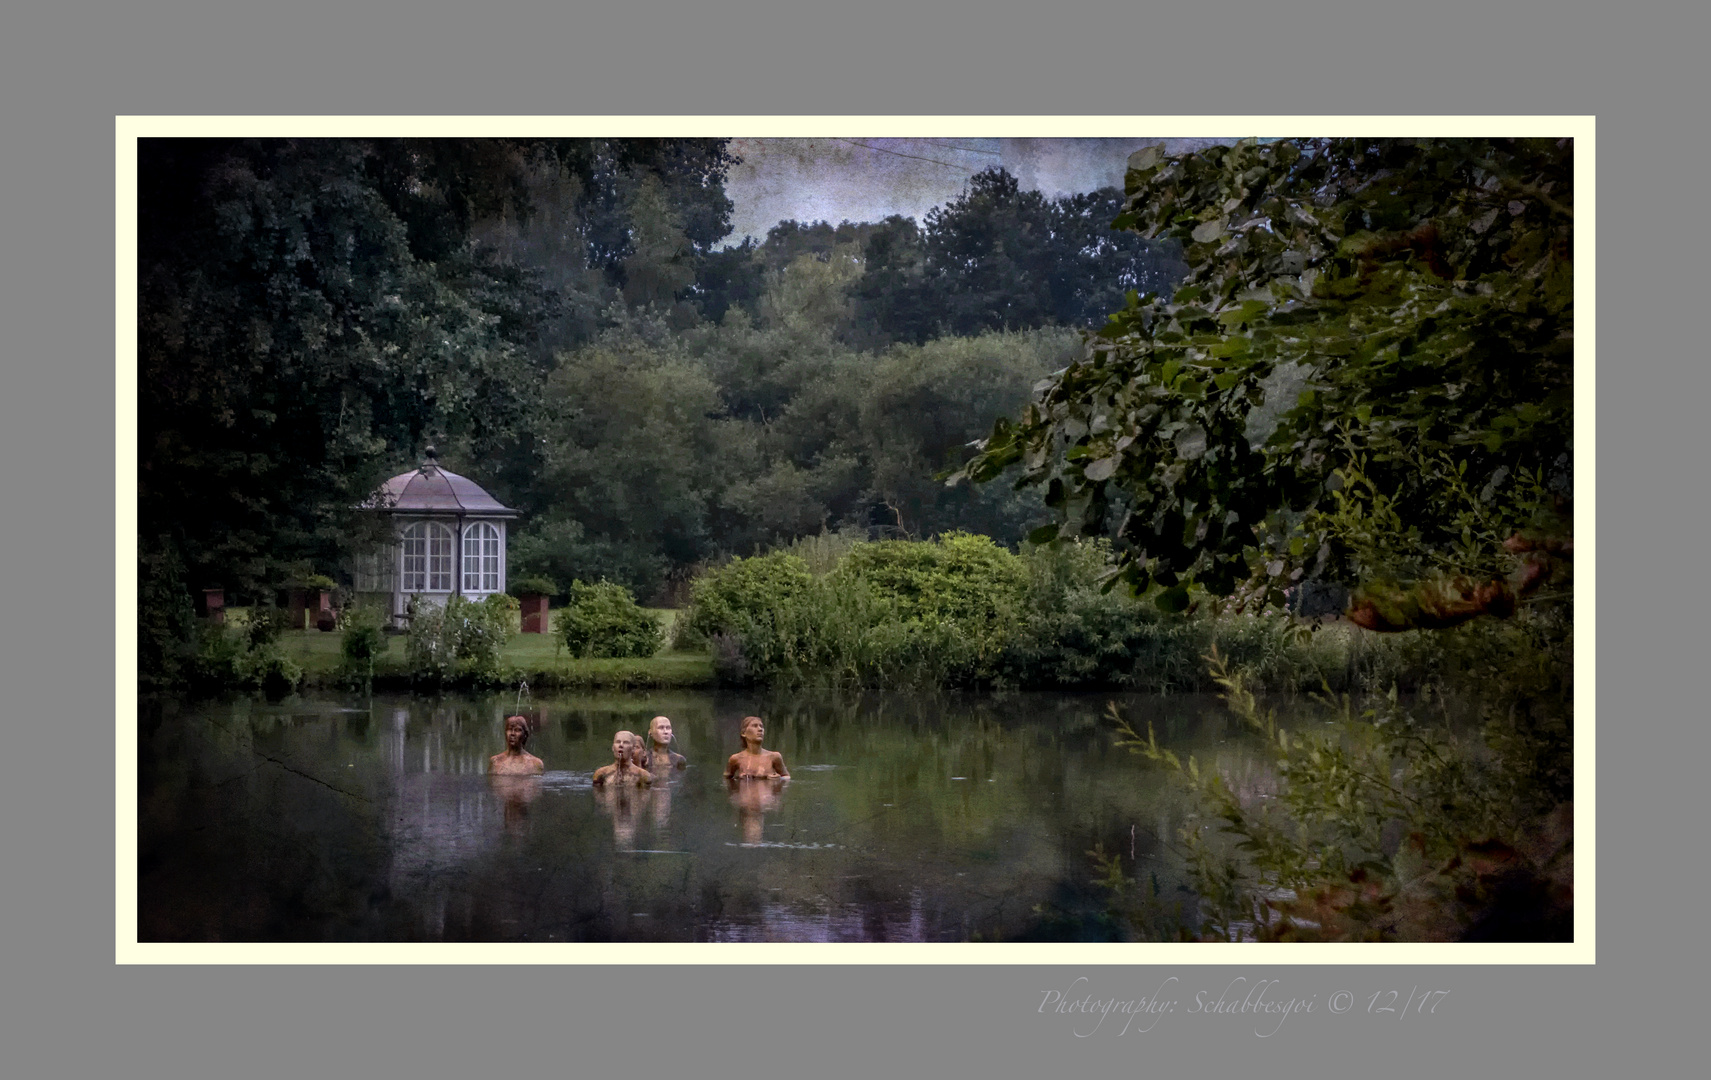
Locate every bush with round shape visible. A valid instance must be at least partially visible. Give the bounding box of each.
[556,580,664,659]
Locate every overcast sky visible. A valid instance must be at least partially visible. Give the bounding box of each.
[720,137,1239,246]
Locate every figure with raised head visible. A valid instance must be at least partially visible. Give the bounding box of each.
[489,715,545,775]
[593,730,653,787]
[639,715,688,774]
[723,715,789,780]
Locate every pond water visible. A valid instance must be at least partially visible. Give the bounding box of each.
[138,688,1294,942]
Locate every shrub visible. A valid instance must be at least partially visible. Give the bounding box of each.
[508,576,560,599]
[338,602,387,667]
[191,622,249,688]
[684,535,1025,688]
[556,580,664,659]
[706,571,951,688]
[246,647,304,697]
[1002,539,1414,693]
[680,530,1516,692]
[245,604,292,649]
[679,552,814,649]
[782,530,862,575]
[1102,631,1573,941]
[139,536,196,689]
[483,591,522,633]
[837,531,1027,626]
[405,594,513,686]
[188,622,303,695]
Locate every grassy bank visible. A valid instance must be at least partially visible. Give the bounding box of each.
[205,594,1529,698]
[251,609,716,690]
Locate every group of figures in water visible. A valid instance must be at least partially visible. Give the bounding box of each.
[486,712,791,845]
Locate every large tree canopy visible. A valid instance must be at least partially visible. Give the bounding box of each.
[140,139,544,595]
[138,137,739,601]
[850,169,1185,345]
[960,138,1574,621]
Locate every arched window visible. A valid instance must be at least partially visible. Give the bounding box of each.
[401,522,454,591]
[463,522,502,592]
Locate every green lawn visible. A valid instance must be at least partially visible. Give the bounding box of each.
[240,607,715,689]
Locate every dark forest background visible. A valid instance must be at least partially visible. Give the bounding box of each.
[139,137,1184,614]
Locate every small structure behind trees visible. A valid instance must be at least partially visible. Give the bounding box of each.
[353,448,519,627]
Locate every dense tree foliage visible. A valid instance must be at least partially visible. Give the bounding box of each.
[692,170,1186,347]
[139,139,732,600]
[961,138,1574,620]
[137,140,1182,679]
[140,140,543,608]
[509,307,1076,599]
[909,168,1184,341]
[946,138,1577,942]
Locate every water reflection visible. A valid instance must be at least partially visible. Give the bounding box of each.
[727,777,788,844]
[595,783,651,849]
[140,689,1293,942]
[489,773,541,832]
[650,776,673,829]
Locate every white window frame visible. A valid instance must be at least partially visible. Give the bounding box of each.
[400,521,455,592]
[462,521,502,593]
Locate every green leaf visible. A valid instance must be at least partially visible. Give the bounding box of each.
[1191,219,1226,244]
[1127,144,1165,172]
[1083,457,1117,482]
[1154,585,1191,613]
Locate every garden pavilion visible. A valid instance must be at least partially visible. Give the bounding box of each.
[353,448,519,624]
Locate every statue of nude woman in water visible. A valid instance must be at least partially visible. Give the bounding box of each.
[723,716,789,780]
[489,714,543,830]
[489,715,545,775]
[639,715,687,774]
[593,731,653,787]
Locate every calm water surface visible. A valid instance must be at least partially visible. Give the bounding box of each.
[139,689,1293,942]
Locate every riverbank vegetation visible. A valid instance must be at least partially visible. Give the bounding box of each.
[677,532,1508,695]
[965,137,1576,941]
[199,605,711,691]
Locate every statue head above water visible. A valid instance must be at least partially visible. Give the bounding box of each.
[595,731,652,787]
[643,715,688,772]
[725,715,789,781]
[490,715,544,775]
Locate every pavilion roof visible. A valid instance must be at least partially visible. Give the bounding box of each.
[366,448,518,518]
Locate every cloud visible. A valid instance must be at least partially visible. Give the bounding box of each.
[720,137,1245,247]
